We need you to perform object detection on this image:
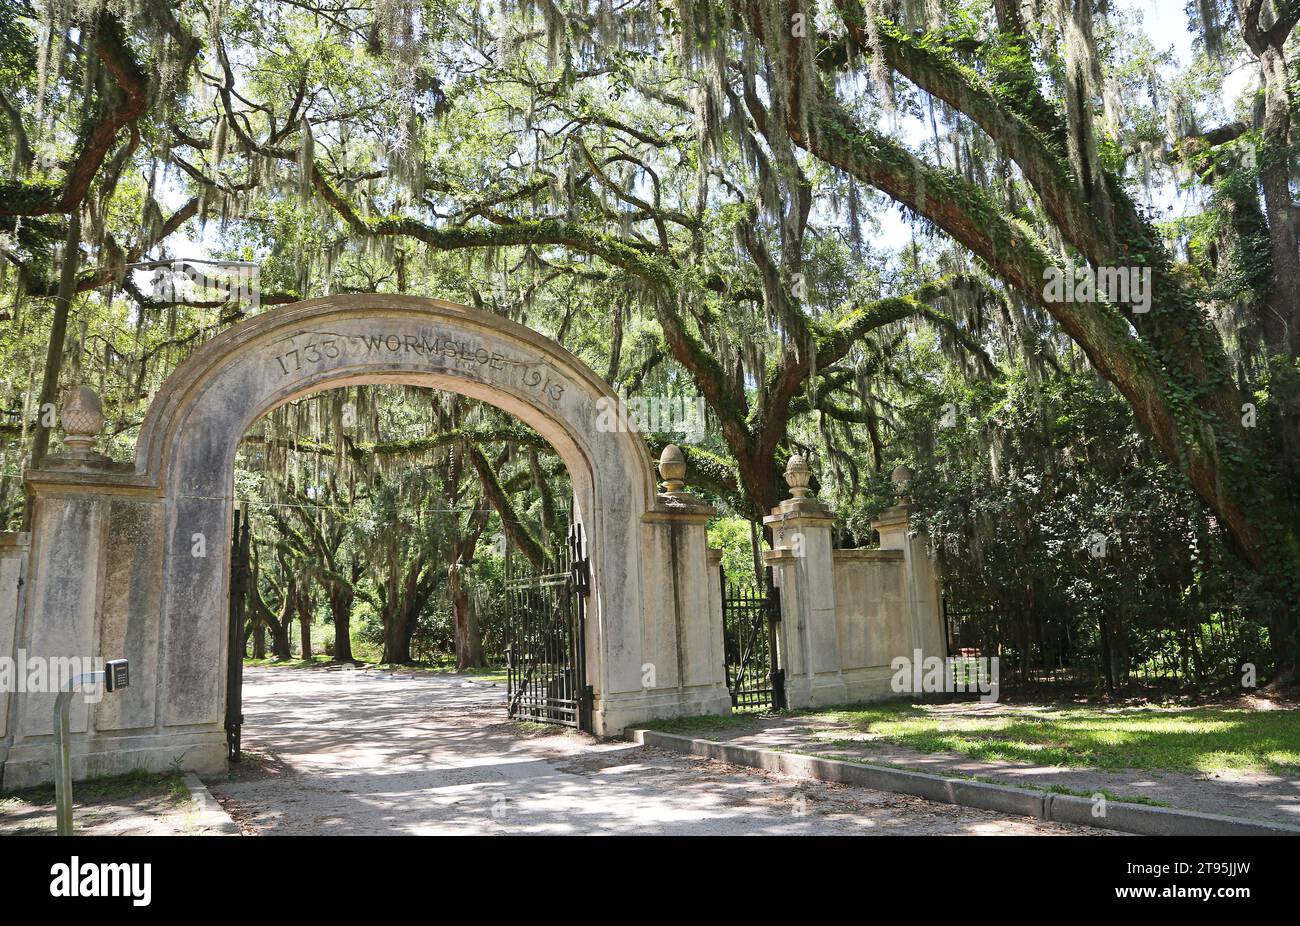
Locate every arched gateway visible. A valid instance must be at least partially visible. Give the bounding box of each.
[1,295,731,787]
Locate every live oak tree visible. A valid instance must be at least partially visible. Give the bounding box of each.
[712,0,1300,665]
[1,0,1297,673]
[238,385,559,663]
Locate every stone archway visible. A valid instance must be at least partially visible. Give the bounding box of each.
[2,295,730,787]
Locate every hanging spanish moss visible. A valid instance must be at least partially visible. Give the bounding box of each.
[1050,0,1115,234]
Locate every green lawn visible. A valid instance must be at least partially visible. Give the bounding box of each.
[241,655,508,684]
[643,701,1300,775]
[243,655,335,668]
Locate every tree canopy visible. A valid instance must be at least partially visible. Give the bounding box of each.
[1,0,1296,678]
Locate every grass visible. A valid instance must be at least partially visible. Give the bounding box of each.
[632,714,1171,807]
[1041,783,1168,807]
[798,749,1169,806]
[368,661,508,683]
[0,768,189,808]
[243,654,334,668]
[808,701,1300,774]
[0,768,195,837]
[638,712,765,734]
[795,738,1175,801]
[514,721,559,735]
[638,699,1300,775]
[242,654,507,683]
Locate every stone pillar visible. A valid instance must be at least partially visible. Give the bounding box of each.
[3,387,223,789]
[763,455,847,707]
[0,531,30,762]
[12,388,113,751]
[597,445,731,732]
[871,466,946,658]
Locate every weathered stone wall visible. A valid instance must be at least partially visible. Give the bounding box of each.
[831,549,910,701]
[764,463,947,709]
[2,296,731,788]
[2,301,950,789]
[0,533,29,760]
[604,499,727,730]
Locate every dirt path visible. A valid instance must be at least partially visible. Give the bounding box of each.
[205,667,1106,835]
[0,773,227,836]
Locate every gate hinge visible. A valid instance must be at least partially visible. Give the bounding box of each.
[571,559,591,597]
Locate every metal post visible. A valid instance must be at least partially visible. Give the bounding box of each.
[51,660,129,836]
[53,672,102,836]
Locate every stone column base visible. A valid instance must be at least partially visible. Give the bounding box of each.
[593,684,732,737]
[1,728,228,791]
[785,672,849,709]
[841,666,904,703]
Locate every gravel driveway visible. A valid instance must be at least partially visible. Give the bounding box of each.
[206,666,1104,836]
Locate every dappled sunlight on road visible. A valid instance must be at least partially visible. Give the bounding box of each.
[207,666,1100,835]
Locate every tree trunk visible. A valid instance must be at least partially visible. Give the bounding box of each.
[329,586,354,663]
[1253,42,1300,501]
[737,450,782,536]
[450,563,483,670]
[27,27,97,475]
[1256,44,1300,354]
[297,592,313,660]
[382,605,414,664]
[1098,607,1115,693]
[1110,602,1129,686]
[29,211,81,469]
[270,620,291,661]
[252,622,266,659]
[466,594,483,668]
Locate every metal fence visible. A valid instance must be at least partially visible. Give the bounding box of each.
[721,565,785,711]
[943,597,1273,694]
[503,523,591,730]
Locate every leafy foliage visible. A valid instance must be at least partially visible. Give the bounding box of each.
[0,0,1297,677]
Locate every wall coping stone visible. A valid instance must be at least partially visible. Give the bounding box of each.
[870,503,913,531]
[832,548,905,562]
[643,492,716,522]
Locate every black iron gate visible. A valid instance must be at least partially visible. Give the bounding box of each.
[225,505,251,762]
[722,564,785,711]
[504,522,592,731]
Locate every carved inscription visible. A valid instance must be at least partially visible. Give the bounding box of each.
[269,330,565,401]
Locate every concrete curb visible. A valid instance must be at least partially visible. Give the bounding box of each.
[626,728,1300,837]
[181,772,241,836]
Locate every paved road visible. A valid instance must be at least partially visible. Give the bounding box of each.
[207,666,1101,835]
